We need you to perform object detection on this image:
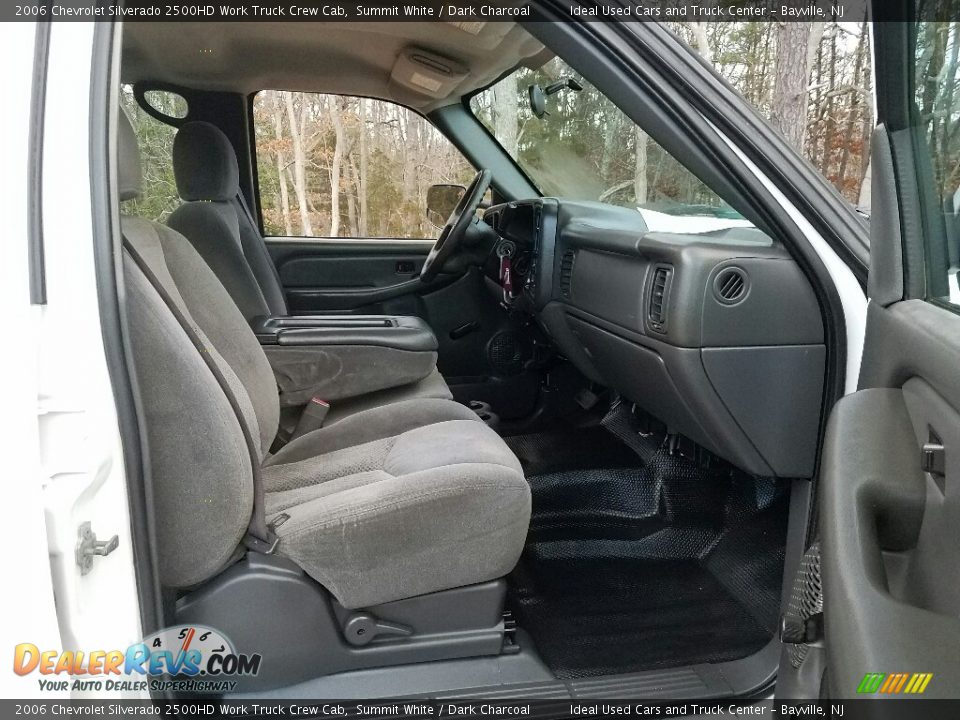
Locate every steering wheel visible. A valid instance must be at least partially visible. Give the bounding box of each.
[420,169,492,283]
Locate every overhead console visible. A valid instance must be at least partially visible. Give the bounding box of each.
[486,199,826,478]
[251,315,439,407]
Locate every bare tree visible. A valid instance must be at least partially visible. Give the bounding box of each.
[771,22,822,150]
[634,126,648,205]
[491,79,518,158]
[270,91,293,236]
[284,92,314,236]
[358,98,369,236]
[328,95,345,237]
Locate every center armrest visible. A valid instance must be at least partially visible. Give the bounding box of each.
[251,315,438,353]
[251,315,440,406]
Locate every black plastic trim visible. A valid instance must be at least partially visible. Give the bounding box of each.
[132,81,191,127]
[28,18,50,305]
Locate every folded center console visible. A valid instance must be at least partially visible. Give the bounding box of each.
[251,315,440,407]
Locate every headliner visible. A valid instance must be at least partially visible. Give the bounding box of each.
[121,21,548,111]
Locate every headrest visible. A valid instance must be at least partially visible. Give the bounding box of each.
[173,121,240,202]
[118,111,142,201]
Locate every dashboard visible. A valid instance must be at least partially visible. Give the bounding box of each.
[483,199,826,479]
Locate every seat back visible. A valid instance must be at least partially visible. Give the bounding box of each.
[167,121,288,319]
[119,111,280,587]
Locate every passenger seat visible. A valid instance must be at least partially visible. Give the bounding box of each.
[166,120,452,426]
[119,110,530,606]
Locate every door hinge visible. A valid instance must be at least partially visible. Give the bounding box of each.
[75,522,119,575]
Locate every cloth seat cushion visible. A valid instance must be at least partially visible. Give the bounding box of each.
[265,405,530,609]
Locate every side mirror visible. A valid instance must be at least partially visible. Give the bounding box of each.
[426,184,466,228]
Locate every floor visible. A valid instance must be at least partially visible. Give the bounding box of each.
[503,408,788,679]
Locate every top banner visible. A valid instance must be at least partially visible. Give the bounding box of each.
[9,0,954,24]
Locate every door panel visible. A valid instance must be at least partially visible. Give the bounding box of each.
[815,301,960,698]
[266,238,432,314]
[788,8,960,700]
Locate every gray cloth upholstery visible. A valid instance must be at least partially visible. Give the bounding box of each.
[168,121,288,318]
[269,397,480,464]
[122,226,254,587]
[264,418,530,608]
[120,110,530,602]
[173,121,240,201]
[123,215,279,455]
[264,345,438,406]
[320,368,452,428]
[167,120,454,422]
[168,201,273,320]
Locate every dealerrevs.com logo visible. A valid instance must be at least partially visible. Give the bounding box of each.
[13,625,261,693]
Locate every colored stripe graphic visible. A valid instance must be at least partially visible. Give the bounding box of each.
[857,673,885,693]
[858,672,932,694]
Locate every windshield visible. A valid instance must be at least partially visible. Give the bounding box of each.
[470,57,752,231]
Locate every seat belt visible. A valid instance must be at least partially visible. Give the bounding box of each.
[122,235,277,554]
[234,191,288,312]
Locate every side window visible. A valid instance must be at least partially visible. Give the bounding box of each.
[252,92,473,239]
[669,21,874,211]
[119,85,185,222]
[912,21,960,304]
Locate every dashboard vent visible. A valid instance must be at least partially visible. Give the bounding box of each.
[648,265,673,331]
[559,250,576,298]
[714,267,749,304]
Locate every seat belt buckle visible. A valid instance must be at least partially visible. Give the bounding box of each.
[244,514,288,555]
[244,532,280,555]
[293,397,330,437]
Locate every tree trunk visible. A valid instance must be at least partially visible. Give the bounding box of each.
[692,22,712,64]
[837,22,868,198]
[271,91,293,236]
[346,157,360,237]
[358,98,369,236]
[328,96,345,237]
[284,92,313,236]
[491,79,518,158]
[634,126,648,205]
[771,22,821,151]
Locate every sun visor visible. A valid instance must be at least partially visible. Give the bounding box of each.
[390,48,469,99]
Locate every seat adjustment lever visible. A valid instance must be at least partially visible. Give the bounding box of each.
[342,612,412,647]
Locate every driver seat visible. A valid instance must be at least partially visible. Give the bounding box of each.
[166,121,452,424]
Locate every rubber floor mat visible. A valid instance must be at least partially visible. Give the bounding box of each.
[509,427,788,678]
[511,552,773,678]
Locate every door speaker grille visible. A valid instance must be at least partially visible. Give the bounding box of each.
[487,331,524,376]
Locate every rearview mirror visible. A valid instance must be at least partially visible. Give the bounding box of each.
[426,184,466,228]
[528,77,583,119]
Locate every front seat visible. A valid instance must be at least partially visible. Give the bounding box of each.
[118,110,531,607]
[166,120,452,427]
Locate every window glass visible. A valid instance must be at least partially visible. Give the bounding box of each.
[119,85,183,221]
[252,92,474,239]
[471,58,752,232]
[912,21,960,304]
[668,21,874,212]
